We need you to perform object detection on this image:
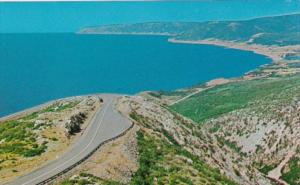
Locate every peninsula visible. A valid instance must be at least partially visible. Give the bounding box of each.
[1,13,300,185]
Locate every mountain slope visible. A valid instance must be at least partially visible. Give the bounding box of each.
[158,73,300,184]
[6,14,299,185]
[80,14,300,46]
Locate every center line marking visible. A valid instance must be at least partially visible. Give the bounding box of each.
[22,98,113,185]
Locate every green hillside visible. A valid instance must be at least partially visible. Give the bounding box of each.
[80,14,300,46]
[171,74,300,123]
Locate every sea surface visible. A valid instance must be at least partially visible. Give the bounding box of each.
[0,34,271,117]
[1,1,300,33]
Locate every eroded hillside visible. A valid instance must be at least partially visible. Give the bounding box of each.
[172,74,300,184]
[58,71,300,185]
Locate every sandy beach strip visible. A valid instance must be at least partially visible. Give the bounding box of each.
[168,38,300,63]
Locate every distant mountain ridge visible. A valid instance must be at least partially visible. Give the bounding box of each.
[80,14,300,46]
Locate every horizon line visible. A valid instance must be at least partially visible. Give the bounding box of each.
[0,0,182,2]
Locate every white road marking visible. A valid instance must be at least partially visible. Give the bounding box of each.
[21,98,113,185]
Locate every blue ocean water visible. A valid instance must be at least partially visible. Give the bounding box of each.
[0,34,271,117]
[0,1,299,33]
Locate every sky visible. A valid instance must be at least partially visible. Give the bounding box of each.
[0,0,299,33]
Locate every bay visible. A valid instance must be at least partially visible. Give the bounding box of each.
[0,34,271,116]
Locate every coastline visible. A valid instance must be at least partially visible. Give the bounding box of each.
[0,102,52,122]
[168,38,300,63]
[79,31,299,64]
[0,95,93,122]
[2,35,298,120]
[0,93,126,122]
[77,31,174,37]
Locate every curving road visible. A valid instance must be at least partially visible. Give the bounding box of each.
[6,94,132,185]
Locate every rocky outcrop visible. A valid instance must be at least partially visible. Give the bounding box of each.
[65,112,87,136]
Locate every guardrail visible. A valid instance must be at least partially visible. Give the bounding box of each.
[266,176,285,185]
[36,122,134,185]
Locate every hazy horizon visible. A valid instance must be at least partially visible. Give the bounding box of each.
[1,0,300,33]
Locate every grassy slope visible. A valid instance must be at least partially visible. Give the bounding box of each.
[130,130,237,185]
[59,128,237,185]
[281,157,300,185]
[80,14,300,46]
[60,172,122,185]
[0,115,47,159]
[0,101,79,169]
[171,74,300,123]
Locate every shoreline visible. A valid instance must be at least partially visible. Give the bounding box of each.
[0,97,83,122]
[77,31,174,37]
[168,38,299,63]
[0,101,55,122]
[79,32,299,64]
[79,31,299,64]
[0,93,124,122]
[2,36,298,121]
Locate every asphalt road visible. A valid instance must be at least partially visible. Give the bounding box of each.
[5,94,132,185]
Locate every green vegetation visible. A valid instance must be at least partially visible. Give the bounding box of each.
[129,111,151,128]
[81,14,300,46]
[0,101,80,168]
[161,129,180,146]
[148,90,192,99]
[171,75,300,123]
[216,136,246,156]
[281,157,300,185]
[208,124,222,133]
[256,162,277,175]
[0,113,47,159]
[131,130,237,185]
[41,101,79,113]
[60,172,122,185]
